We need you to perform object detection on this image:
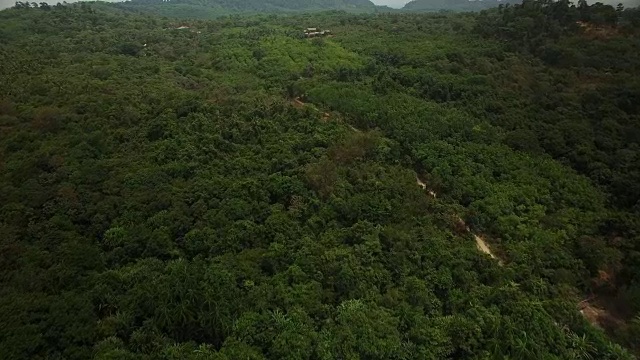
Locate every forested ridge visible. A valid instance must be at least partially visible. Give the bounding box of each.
[404,0,640,12]
[116,0,378,19]
[402,0,520,12]
[1,1,640,359]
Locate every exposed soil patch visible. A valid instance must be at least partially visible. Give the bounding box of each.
[579,297,626,330]
[292,97,305,108]
[576,21,619,39]
[416,176,437,198]
[474,234,501,263]
[416,174,502,264]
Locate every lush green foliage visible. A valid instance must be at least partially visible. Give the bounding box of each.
[403,0,519,12]
[1,2,639,359]
[118,0,377,19]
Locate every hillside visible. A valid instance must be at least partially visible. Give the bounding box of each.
[403,0,518,12]
[119,0,377,17]
[403,0,640,12]
[1,1,640,359]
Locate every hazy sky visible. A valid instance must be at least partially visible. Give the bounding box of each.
[370,0,410,7]
[1,0,14,9]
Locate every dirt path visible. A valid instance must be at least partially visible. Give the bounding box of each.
[416,173,612,326]
[474,234,502,264]
[292,97,361,132]
[416,176,437,198]
[294,97,503,264]
[298,96,620,329]
[417,177,502,264]
[348,124,361,133]
[474,235,494,258]
[292,97,305,108]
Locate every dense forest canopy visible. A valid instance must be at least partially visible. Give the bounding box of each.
[1,0,378,11]
[4,0,640,12]
[1,0,640,359]
[403,0,640,11]
[117,0,379,19]
[403,0,520,12]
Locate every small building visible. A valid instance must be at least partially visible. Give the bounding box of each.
[304,28,331,38]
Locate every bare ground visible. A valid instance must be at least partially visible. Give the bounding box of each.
[416,174,502,264]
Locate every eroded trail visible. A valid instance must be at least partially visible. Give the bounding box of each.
[294,97,503,264]
[474,234,502,264]
[416,176,437,198]
[419,176,502,264]
[296,98,610,330]
[474,234,495,259]
[293,97,360,131]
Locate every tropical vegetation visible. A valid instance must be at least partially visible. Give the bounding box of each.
[1,0,639,358]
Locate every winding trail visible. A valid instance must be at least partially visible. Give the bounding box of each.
[298,98,611,329]
[292,97,360,132]
[418,176,502,264]
[292,96,502,264]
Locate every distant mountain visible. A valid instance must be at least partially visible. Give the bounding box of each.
[403,0,517,12]
[121,0,377,16]
[0,0,124,10]
[403,0,639,12]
